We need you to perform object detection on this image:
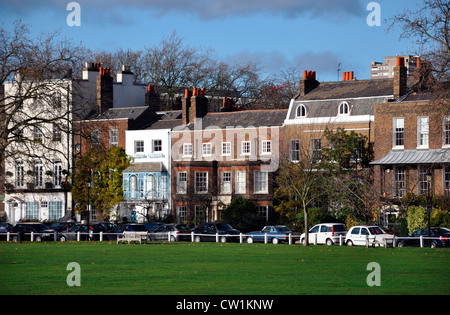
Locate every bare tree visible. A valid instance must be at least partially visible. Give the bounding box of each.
[0,21,88,193]
[387,0,450,103]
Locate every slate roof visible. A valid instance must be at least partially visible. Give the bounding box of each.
[371,149,450,165]
[123,162,166,173]
[294,79,395,101]
[145,111,183,130]
[186,109,288,130]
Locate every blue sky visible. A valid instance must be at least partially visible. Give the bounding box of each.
[0,0,424,81]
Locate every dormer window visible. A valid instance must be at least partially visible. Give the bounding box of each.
[338,102,350,115]
[296,104,307,118]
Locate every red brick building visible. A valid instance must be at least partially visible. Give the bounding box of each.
[171,90,287,224]
[372,58,450,206]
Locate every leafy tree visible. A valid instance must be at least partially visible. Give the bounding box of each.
[72,146,131,221]
[221,197,265,232]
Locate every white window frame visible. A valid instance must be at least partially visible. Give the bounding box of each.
[177,172,187,194]
[221,142,231,156]
[296,104,307,118]
[417,116,429,148]
[183,143,193,157]
[289,139,300,162]
[261,140,271,155]
[242,141,251,155]
[338,101,350,116]
[152,139,162,152]
[109,129,118,147]
[221,172,232,194]
[393,117,405,149]
[177,206,187,223]
[235,171,246,194]
[202,143,212,156]
[134,140,144,154]
[254,171,268,194]
[53,161,62,187]
[195,171,208,194]
[443,116,450,148]
[16,162,24,188]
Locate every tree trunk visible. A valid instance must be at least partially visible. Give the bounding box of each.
[303,204,309,246]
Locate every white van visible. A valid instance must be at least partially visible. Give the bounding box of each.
[300,223,347,245]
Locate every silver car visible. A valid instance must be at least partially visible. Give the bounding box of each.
[150,224,192,242]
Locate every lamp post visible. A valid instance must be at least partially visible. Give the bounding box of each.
[426,170,432,247]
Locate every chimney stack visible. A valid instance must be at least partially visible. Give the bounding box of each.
[342,71,354,81]
[145,84,161,111]
[300,70,319,96]
[117,65,134,85]
[97,66,114,114]
[393,57,407,99]
[182,88,208,125]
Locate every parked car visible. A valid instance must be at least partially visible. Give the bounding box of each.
[144,222,164,232]
[94,221,116,232]
[58,223,108,241]
[345,225,394,247]
[150,224,192,242]
[48,222,75,232]
[244,225,294,244]
[11,222,55,242]
[106,223,150,241]
[0,222,14,240]
[192,222,240,243]
[396,227,450,248]
[300,223,347,245]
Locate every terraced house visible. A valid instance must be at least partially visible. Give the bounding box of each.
[372,58,450,202]
[171,89,287,224]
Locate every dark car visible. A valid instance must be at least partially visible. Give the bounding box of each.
[144,222,164,232]
[150,224,192,242]
[48,222,75,232]
[397,227,450,248]
[106,223,150,241]
[59,223,107,241]
[244,225,295,244]
[0,222,14,240]
[192,222,240,243]
[94,221,116,232]
[11,222,55,242]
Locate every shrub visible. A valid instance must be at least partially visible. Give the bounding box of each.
[406,206,427,234]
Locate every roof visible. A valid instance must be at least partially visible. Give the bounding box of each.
[145,111,183,130]
[186,109,288,130]
[95,106,151,120]
[371,149,450,165]
[288,96,387,119]
[123,162,167,173]
[294,79,395,101]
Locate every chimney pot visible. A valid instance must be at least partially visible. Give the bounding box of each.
[303,70,308,79]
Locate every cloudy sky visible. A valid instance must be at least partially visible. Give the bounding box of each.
[0,0,423,81]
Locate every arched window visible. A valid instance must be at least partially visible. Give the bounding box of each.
[338,102,350,115]
[147,174,156,199]
[296,104,307,118]
[130,175,137,200]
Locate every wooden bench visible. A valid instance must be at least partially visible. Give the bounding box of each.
[117,231,148,244]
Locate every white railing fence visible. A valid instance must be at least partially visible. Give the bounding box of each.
[0,232,447,248]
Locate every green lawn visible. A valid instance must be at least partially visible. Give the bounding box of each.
[0,241,449,295]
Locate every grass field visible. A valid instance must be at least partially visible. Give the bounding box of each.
[0,241,449,295]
